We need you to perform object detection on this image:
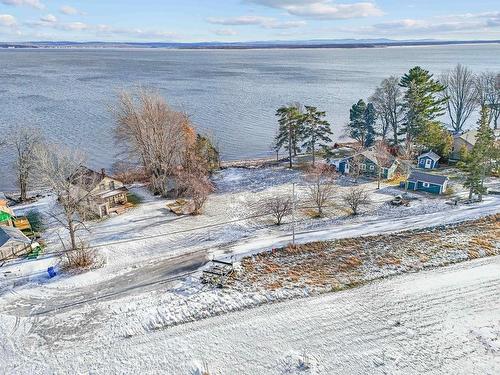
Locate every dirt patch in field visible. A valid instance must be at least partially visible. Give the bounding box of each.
[231,214,500,293]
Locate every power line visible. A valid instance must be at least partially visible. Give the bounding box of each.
[46,202,344,257]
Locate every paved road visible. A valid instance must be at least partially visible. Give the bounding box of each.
[3,255,499,374]
[2,196,499,318]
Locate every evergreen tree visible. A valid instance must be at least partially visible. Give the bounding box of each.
[417,122,453,157]
[399,67,447,145]
[300,106,333,166]
[461,106,496,200]
[347,99,376,148]
[275,105,303,169]
[364,103,376,147]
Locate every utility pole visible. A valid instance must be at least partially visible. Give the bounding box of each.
[292,182,296,245]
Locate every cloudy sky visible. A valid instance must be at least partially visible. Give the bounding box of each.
[0,0,499,42]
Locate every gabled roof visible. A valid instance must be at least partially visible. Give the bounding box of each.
[455,130,478,146]
[71,166,124,190]
[0,226,31,248]
[418,151,441,162]
[408,171,449,186]
[359,149,396,168]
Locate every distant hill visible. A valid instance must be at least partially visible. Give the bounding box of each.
[0,39,498,50]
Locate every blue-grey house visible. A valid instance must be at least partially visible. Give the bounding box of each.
[333,157,351,174]
[358,149,398,179]
[401,171,449,195]
[417,151,441,169]
[332,149,398,179]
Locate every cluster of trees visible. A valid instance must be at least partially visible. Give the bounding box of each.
[113,89,218,213]
[348,65,499,157]
[1,89,219,256]
[273,104,333,168]
[460,106,499,199]
[260,163,371,226]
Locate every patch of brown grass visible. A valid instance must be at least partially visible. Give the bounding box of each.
[468,249,480,259]
[470,237,495,251]
[302,208,322,219]
[377,255,401,267]
[418,254,430,263]
[265,281,283,290]
[338,255,363,272]
[60,243,103,272]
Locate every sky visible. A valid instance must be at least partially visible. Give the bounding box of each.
[0,0,499,42]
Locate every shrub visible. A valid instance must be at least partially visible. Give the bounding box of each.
[60,242,103,272]
[127,192,143,206]
[444,186,455,196]
[25,210,44,232]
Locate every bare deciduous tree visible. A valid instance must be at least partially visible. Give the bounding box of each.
[372,141,392,189]
[305,163,337,217]
[10,127,42,202]
[475,72,500,129]
[113,89,195,196]
[398,146,418,192]
[34,144,96,252]
[342,187,371,215]
[259,195,292,225]
[441,64,477,133]
[175,145,214,215]
[370,76,404,145]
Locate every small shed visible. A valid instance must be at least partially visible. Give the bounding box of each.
[0,226,32,261]
[418,151,441,169]
[402,171,449,195]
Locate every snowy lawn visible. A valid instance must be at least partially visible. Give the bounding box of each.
[1,253,499,374]
[1,166,470,292]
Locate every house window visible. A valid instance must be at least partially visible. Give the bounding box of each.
[99,184,105,191]
[422,182,430,188]
[361,164,366,171]
[109,181,115,190]
[369,165,375,171]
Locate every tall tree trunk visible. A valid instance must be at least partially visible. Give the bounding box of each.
[19,178,27,202]
[393,126,399,146]
[288,125,293,169]
[68,217,77,251]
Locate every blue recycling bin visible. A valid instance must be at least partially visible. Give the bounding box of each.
[47,267,57,278]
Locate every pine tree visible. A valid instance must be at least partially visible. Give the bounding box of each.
[347,99,376,148]
[300,106,333,166]
[275,105,303,169]
[461,106,496,200]
[364,103,376,147]
[400,67,447,145]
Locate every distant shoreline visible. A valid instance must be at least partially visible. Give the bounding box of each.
[1,39,499,50]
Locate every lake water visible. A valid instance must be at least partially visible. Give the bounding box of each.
[0,44,499,191]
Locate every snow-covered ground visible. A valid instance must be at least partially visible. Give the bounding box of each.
[1,166,499,374]
[1,255,499,374]
[3,167,498,294]
[0,167,499,318]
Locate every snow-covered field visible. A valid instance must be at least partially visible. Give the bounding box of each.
[2,167,498,293]
[1,255,499,374]
[1,166,499,374]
